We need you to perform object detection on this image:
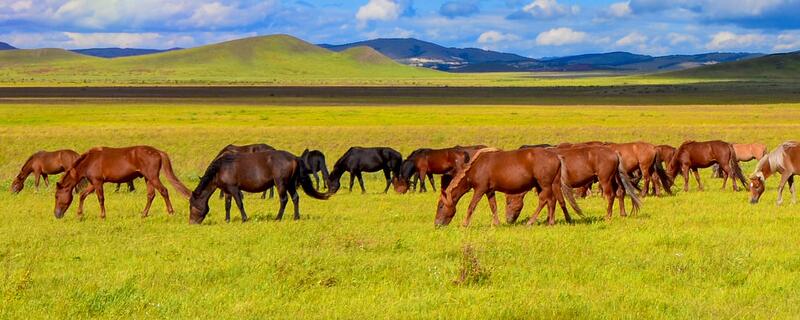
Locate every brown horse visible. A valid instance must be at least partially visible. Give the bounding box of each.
[54,146,191,219]
[749,141,800,205]
[214,144,275,199]
[435,148,581,227]
[11,150,80,193]
[712,143,768,178]
[506,145,641,222]
[607,142,672,197]
[667,140,747,192]
[189,150,331,224]
[392,145,486,194]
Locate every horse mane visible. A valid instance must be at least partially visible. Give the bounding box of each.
[194,154,235,195]
[441,148,500,203]
[17,151,43,176]
[753,141,797,179]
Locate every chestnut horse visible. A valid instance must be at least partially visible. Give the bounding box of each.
[506,145,641,222]
[749,141,800,205]
[189,150,331,224]
[214,144,276,199]
[436,148,581,227]
[393,145,486,194]
[607,142,672,197]
[11,150,80,193]
[667,140,747,192]
[54,146,191,219]
[652,144,677,195]
[712,143,768,178]
[328,147,402,194]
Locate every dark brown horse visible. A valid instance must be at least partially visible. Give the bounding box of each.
[328,147,402,194]
[667,140,747,192]
[506,145,641,222]
[189,150,331,224]
[393,145,486,194]
[435,148,581,227]
[749,141,800,205]
[214,144,276,199]
[607,141,672,196]
[54,146,191,219]
[12,150,80,193]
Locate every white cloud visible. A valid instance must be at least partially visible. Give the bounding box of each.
[667,33,700,46]
[706,31,766,50]
[536,27,587,46]
[63,32,163,48]
[775,33,800,51]
[607,1,632,18]
[521,0,579,19]
[356,0,402,25]
[616,32,647,46]
[477,31,520,44]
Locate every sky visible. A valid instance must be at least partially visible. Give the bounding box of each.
[1,0,799,58]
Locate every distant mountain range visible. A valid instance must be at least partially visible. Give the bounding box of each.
[0,42,16,50]
[71,47,181,58]
[667,51,800,79]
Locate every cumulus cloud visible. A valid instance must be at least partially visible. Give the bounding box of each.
[535,27,587,46]
[508,0,579,20]
[615,32,647,46]
[667,33,699,46]
[477,31,520,44]
[607,1,632,18]
[706,31,766,50]
[439,1,479,18]
[356,0,402,25]
[774,33,800,51]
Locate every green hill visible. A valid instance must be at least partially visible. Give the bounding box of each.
[0,35,446,85]
[665,51,800,79]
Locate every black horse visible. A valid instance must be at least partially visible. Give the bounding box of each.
[328,147,402,194]
[214,143,276,199]
[190,150,331,224]
[304,149,330,190]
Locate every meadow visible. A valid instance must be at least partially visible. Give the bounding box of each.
[2,100,800,318]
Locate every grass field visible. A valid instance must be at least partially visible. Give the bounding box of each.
[2,100,800,318]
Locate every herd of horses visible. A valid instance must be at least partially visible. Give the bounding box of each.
[9,140,800,226]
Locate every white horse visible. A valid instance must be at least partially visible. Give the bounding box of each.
[749,141,800,205]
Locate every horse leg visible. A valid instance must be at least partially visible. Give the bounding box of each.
[720,171,729,190]
[418,169,428,193]
[617,186,627,217]
[275,183,289,220]
[128,181,135,192]
[462,190,485,227]
[42,174,49,187]
[776,172,793,206]
[356,172,366,194]
[526,193,547,227]
[151,178,174,215]
[789,176,797,204]
[141,183,156,218]
[231,189,248,223]
[692,168,705,191]
[225,193,232,222]
[348,173,355,192]
[540,187,556,226]
[94,183,106,219]
[428,173,436,191]
[289,184,301,220]
[269,187,274,199]
[115,183,121,193]
[552,184,572,223]
[261,190,267,199]
[485,191,500,227]
[382,168,391,193]
[219,189,225,199]
[33,171,41,191]
[602,180,615,219]
[313,171,320,190]
[681,166,690,192]
[77,184,96,218]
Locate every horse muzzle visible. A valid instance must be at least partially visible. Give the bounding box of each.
[54,209,64,219]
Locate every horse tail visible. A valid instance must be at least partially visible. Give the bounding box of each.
[616,153,642,215]
[295,157,331,200]
[557,155,583,217]
[158,151,191,198]
[653,152,673,195]
[728,144,748,188]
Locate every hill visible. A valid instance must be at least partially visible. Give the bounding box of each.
[665,51,800,79]
[321,38,535,71]
[0,42,15,50]
[0,35,444,85]
[72,47,181,58]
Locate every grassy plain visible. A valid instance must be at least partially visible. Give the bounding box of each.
[2,101,800,318]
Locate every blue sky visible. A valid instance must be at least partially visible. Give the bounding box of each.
[1,0,799,57]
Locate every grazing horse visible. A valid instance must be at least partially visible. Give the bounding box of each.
[607,142,672,197]
[652,144,677,195]
[393,145,485,194]
[11,150,80,193]
[667,140,747,192]
[214,144,276,199]
[712,143,768,178]
[436,148,581,227]
[749,141,800,205]
[506,145,641,222]
[328,147,402,194]
[189,150,331,224]
[305,149,330,190]
[54,146,191,219]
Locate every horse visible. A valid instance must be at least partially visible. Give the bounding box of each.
[506,145,641,222]
[667,140,747,192]
[749,141,800,205]
[393,145,485,194]
[189,150,331,224]
[652,144,677,195]
[436,148,581,227]
[711,143,768,178]
[213,144,276,199]
[606,142,672,197]
[54,146,191,219]
[305,149,330,190]
[328,147,402,194]
[11,150,80,193]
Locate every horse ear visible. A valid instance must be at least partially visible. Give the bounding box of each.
[301,149,309,157]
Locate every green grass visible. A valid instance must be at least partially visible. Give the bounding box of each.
[665,52,800,80]
[2,101,800,318]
